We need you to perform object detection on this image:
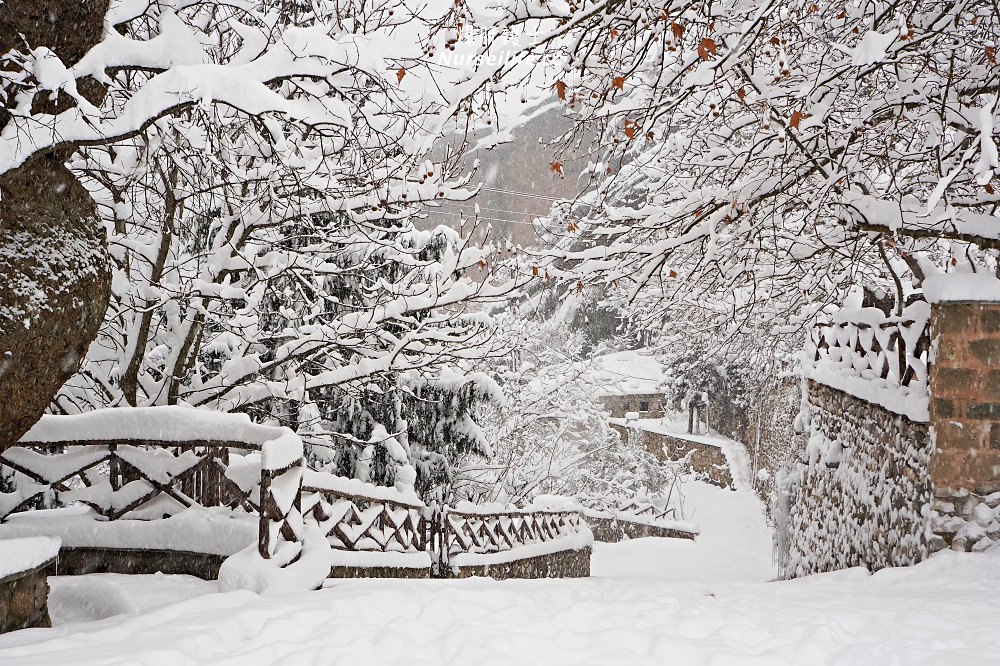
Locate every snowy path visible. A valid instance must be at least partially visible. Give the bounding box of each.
[594,480,776,584]
[2,483,999,664]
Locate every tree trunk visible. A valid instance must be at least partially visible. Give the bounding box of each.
[0,1,112,450]
[0,155,111,449]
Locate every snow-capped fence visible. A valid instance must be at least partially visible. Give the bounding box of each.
[574,496,698,543]
[790,302,935,577]
[0,408,304,522]
[808,301,931,394]
[301,476,427,555]
[0,441,258,521]
[257,437,305,564]
[438,506,592,578]
[0,408,593,580]
[576,495,679,524]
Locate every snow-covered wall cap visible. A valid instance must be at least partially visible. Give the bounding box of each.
[20,407,292,447]
[261,433,304,471]
[303,471,424,506]
[0,535,60,580]
[923,273,1000,304]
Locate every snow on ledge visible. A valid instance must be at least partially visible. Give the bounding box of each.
[303,472,423,506]
[20,406,292,447]
[923,273,1000,304]
[804,360,930,423]
[0,536,60,580]
[0,507,256,556]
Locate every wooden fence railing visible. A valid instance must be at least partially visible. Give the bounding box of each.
[258,439,305,564]
[574,495,679,524]
[0,441,259,521]
[301,484,427,555]
[440,508,587,565]
[0,409,592,577]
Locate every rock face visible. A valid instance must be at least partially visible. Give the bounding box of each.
[0,0,112,451]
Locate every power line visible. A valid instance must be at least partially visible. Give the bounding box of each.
[480,186,564,202]
[425,209,542,227]
[440,202,549,219]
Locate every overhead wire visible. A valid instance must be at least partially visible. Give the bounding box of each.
[439,202,550,218]
[425,208,543,227]
[479,186,564,201]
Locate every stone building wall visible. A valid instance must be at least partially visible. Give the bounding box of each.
[783,381,933,579]
[600,394,665,419]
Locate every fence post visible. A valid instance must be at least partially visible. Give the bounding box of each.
[258,436,305,563]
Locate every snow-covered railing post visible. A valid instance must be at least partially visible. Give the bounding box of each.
[258,435,306,564]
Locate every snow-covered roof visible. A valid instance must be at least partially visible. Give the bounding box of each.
[584,350,667,397]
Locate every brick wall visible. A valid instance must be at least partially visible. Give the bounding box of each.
[929,302,1000,495]
[927,301,1000,554]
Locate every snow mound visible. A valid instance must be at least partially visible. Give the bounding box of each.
[218,525,331,595]
[47,577,137,623]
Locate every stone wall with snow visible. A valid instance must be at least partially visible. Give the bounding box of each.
[783,381,933,578]
[609,421,732,488]
[785,290,1000,577]
[0,536,59,634]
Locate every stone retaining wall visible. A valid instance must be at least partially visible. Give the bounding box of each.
[55,548,226,580]
[784,381,933,578]
[586,516,696,543]
[329,565,430,579]
[611,424,732,487]
[448,547,591,580]
[0,556,55,634]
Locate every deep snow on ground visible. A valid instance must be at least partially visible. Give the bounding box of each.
[2,550,999,665]
[47,573,218,625]
[3,482,999,665]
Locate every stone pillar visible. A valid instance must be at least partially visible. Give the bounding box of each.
[929,302,1000,496]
